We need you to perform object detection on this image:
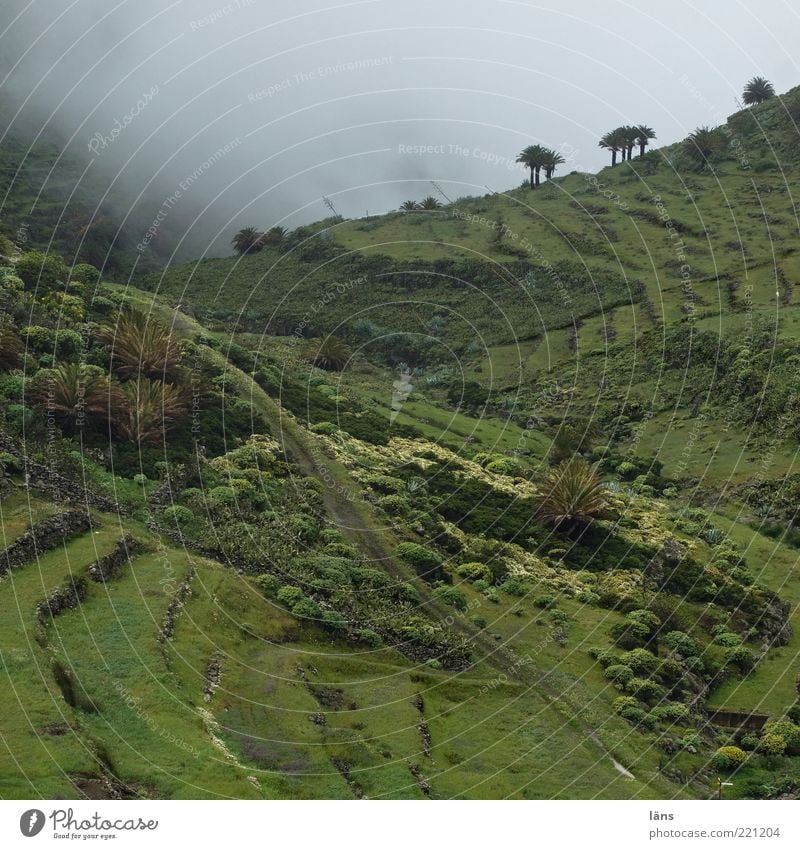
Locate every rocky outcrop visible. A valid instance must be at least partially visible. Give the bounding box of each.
[0,510,95,576]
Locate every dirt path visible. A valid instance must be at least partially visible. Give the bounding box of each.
[130,294,637,783]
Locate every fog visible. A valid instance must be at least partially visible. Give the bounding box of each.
[1,0,799,261]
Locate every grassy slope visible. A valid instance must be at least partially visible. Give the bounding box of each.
[0,489,686,799]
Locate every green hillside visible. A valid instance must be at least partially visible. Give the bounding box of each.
[2,85,800,800]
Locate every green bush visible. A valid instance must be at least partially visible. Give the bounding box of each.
[712,746,746,771]
[320,609,348,631]
[432,586,468,611]
[161,505,194,529]
[762,721,800,755]
[759,733,787,757]
[355,628,383,648]
[663,630,700,657]
[456,561,491,582]
[724,645,756,672]
[649,702,690,724]
[253,574,280,597]
[378,494,411,516]
[395,542,444,582]
[534,594,557,609]
[714,630,743,647]
[277,585,305,607]
[622,648,659,675]
[291,598,321,620]
[625,677,666,702]
[605,664,634,686]
[500,577,527,597]
[285,514,320,543]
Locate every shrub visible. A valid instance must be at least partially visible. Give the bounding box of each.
[612,609,660,649]
[625,677,666,702]
[712,746,746,771]
[433,586,468,611]
[291,598,321,620]
[534,594,557,609]
[161,505,194,529]
[714,630,743,647]
[612,696,639,714]
[590,648,619,668]
[395,542,444,582]
[759,733,787,758]
[320,609,348,631]
[348,629,380,650]
[663,630,700,657]
[649,702,690,724]
[725,645,756,673]
[253,574,280,597]
[501,577,527,597]
[285,514,320,543]
[16,250,67,291]
[277,585,305,607]
[762,721,800,755]
[457,562,492,582]
[622,648,659,675]
[605,664,634,686]
[379,494,411,516]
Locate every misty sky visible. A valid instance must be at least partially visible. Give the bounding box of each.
[1,0,799,258]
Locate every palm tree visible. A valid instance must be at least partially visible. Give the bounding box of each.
[516,144,546,187]
[260,226,287,246]
[537,457,610,532]
[541,148,566,180]
[399,200,421,211]
[98,309,182,380]
[742,76,775,106]
[231,227,264,255]
[28,364,122,432]
[598,130,624,167]
[419,196,442,209]
[304,336,351,371]
[113,378,187,444]
[635,125,657,157]
[620,125,640,161]
[685,126,723,168]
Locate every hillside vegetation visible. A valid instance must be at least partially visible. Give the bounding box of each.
[2,84,800,799]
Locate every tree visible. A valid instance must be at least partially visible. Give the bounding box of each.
[28,364,122,433]
[419,196,442,209]
[620,125,640,161]
[113,378,187,444]
[304,336,351,371]
[685,126,724,168]
[98,309,183,380]
[598,130,624,167]
[260,226,287,246]
[399,200,421,211]
[541,148,566,180]
[516,144,546,187]
[635,125,657,157]
[231,227,264,255]
[742,76,775,106]
[537,457,610,531]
